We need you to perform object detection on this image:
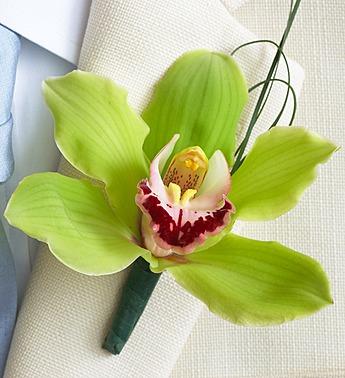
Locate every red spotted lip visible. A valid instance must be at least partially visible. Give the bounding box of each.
[136,180,235,254]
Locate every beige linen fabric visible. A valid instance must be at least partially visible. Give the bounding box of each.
[221,0,249,13]
[5,0,304,377]
[173,1,345,377]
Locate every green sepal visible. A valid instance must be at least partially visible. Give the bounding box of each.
[43,70,149,237]
[143,50,248,164]
[160,233,332,325]
[5,173,147,275]
[230,127,337,221]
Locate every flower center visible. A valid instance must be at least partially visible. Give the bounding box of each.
[135,137,234,257]
[163,147,208,205]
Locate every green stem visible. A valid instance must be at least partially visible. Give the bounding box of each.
[232,0,302,174]
[103,257,161,354]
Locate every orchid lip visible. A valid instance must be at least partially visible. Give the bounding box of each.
[136,180,234,257]
[135,136,235,257]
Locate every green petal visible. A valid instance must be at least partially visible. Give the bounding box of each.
[164,233,332,325]
[5,173,148,275]
[230,127,337,221]
[143,50,248,164]
[43,70,149,236]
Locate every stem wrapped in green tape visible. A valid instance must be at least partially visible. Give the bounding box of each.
[103,257,161,354]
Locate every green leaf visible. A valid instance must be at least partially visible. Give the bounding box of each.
[5,173,148,275]
[230,127,337,221]
[43,70,149,236]
[142,50,248,164]
[165,233,332,325]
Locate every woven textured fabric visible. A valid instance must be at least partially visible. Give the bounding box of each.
[173,1,345,377]
[220,0,249,13]
[4,0,303,377]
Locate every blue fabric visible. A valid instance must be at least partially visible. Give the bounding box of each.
[0,222,16,377]
[1,26,20,182]
[0,25,20,376]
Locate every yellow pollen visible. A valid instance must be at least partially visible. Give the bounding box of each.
[181,189,197,206]
[163,146,208,194]
[166,183,197,206]
[167,182,181,205]
[184,159,199,171]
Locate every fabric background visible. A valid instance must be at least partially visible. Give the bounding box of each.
[4,0,344,377]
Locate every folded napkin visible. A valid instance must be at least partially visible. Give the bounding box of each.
[220,0,249,13]
[4,0,304,376]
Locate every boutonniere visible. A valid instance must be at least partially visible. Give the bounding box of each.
[5,2,337,354]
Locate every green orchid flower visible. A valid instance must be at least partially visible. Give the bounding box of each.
[5,50,336,329]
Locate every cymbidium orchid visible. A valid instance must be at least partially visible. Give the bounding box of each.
[5,50,336,352]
